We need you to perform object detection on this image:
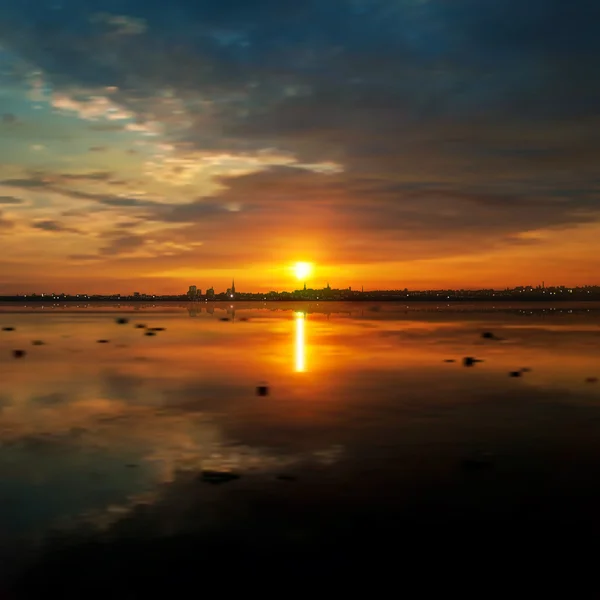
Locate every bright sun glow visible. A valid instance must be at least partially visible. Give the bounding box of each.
[294,262,313,280]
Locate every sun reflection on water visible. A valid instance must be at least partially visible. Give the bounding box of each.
[295,312,306,372]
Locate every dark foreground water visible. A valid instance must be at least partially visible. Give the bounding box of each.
[1,302,600,595]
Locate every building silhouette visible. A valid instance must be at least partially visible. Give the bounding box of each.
[226,279,236,298]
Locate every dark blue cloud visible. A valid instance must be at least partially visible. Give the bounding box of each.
[2,0,597,121]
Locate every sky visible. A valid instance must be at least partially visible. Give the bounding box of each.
[0,0,598,294]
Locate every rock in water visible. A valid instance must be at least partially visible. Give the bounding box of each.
[256,385,269,396]
[200,470,241,485]
[116,317,129,325]
[482,331,503,341]
[13,349,26,359]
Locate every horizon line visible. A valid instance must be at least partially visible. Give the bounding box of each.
[1,283,600,297]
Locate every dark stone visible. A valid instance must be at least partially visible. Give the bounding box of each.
[482,331,503,341]
[97,339,110,344]
[134,324,146,329]
[443,359,456,363]
[144,331,156,337]
[31,340,45,346]
[2,327,15,332]
[200,470,241,485]
[256,385,269,397]
[149,327,165,331]
[116,318,129,325]
[509,371,522,378]
[13,349,25,359]
[463,357,481,367]
[219,317,230,322]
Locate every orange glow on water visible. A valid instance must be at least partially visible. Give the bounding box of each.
[295,312,306,372]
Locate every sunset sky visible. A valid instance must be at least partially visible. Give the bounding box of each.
[0,0,598,294]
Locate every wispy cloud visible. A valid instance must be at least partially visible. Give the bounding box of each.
[0,196,23,205]
[32,220,81,234]
[90,12,147,36]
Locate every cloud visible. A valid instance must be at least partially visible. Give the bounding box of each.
[88,123,125,132]
[0,196,23,205]
[60,172,113,181]
[90,12,147,35]
[99,197,159,208]
[51,93,134,122]
[0,172,160,210]
[0,211,14,231]
[99,233,146,256]
[32,220,81,234]
[30,392,71,406]
[68,254,102,261]
[174,167,599,256]
[58,188,162,208]
[152,199,232,223]
[1,178,49,189]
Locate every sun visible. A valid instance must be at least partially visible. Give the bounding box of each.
[294,262,313,281]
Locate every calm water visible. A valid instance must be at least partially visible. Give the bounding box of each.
[2,302,600,593]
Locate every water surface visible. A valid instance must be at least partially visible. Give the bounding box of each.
[2,302,600,593]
